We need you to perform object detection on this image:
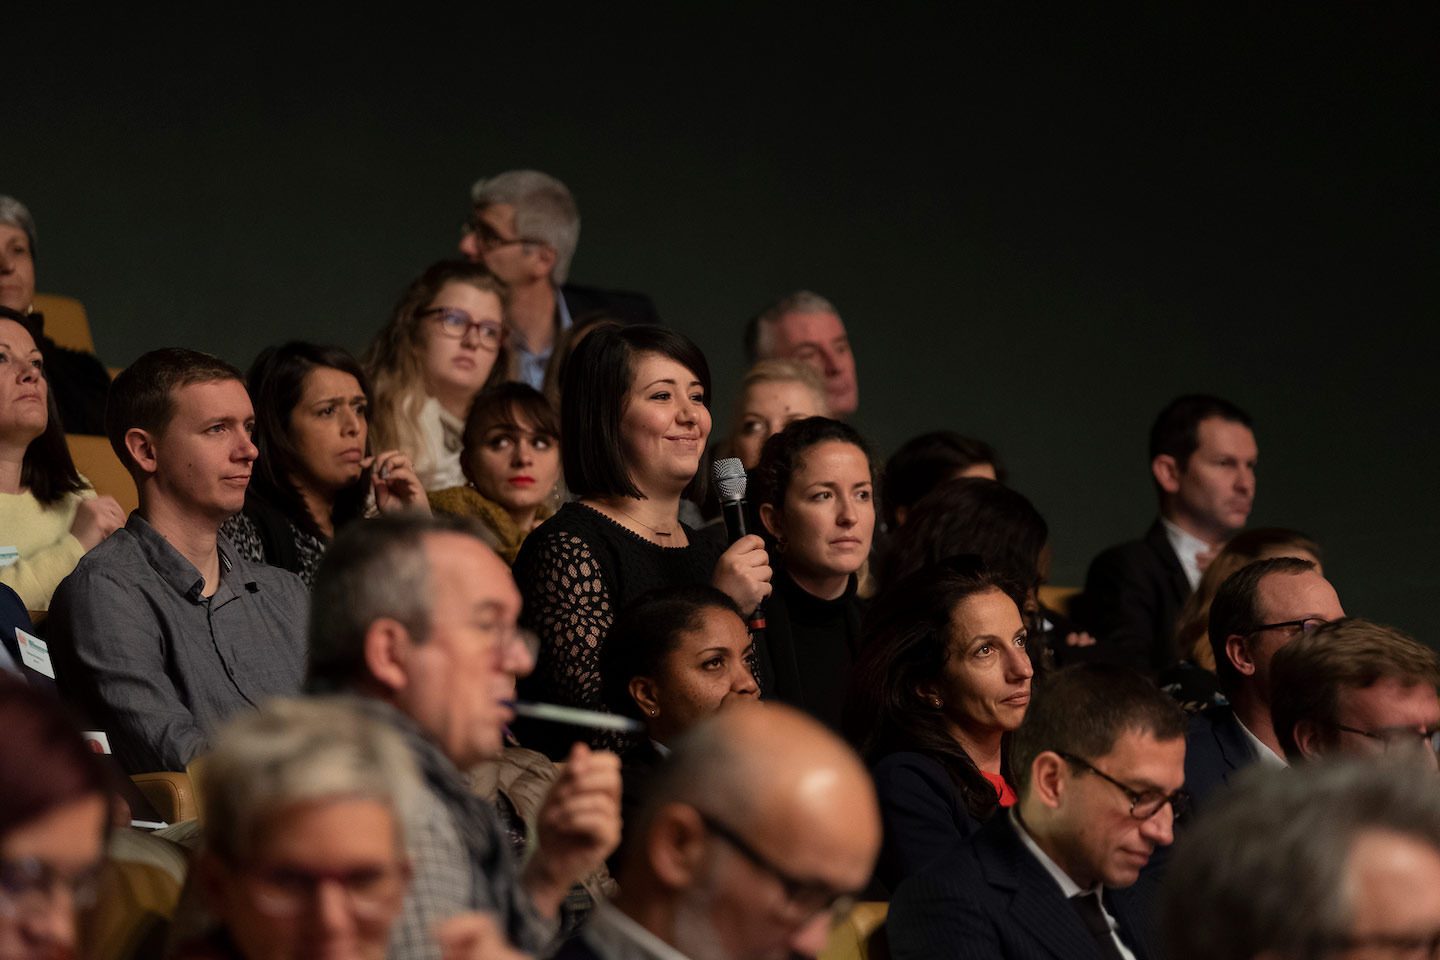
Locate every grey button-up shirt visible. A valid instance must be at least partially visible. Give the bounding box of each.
[48,513,308,774]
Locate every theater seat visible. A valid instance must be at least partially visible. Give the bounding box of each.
[1039,585,1081,617]
[31,292,95,353]
[130,771,198,825]
[820,902,889,960]
[67,434,138,516]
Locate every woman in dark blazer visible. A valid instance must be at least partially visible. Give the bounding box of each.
[844,557,1034,894]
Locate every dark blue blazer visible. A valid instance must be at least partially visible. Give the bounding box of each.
[871,751,983,894]
[1079,519,1191,673]
[1184,703,1257,810]
[0,585,56,695]
[888,814,1159,960]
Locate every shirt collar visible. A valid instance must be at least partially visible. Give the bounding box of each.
[1234,713,1289,768]
[1160,516,1210,591]
[127,513,240,603]
[587,900,694,960]
[1010,809,1096,899]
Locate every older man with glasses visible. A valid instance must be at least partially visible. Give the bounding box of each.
[890,664,1187,960]
[1270,617,1440,766]
[557,703,880,960]
[456,170,658,392]
[1184,556,1346,810]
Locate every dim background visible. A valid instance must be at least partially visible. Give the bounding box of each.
[9,7,1436,639]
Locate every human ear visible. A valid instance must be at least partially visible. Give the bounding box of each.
[648,804,708,889]
[629,676,660,719]
[758,502,784,540]
[1225,634,1257,677]
[1030,751,1067,810]
[1151,454,1182,495]
[125,428,160,477]
[1292,720,1324,761]
[363,618,414,695]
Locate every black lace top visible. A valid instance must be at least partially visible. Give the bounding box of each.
[512,502,724,756]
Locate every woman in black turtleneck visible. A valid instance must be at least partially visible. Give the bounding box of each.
[748,417,876,730]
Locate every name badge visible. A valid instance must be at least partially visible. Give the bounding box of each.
[0,546,17,568]
[82,731,113,755]
[15,629,55,679]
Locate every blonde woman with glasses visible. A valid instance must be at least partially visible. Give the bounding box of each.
[365,261,512,491]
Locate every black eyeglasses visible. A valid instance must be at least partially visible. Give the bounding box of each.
[459,216,549,251]
[693,810,855,921]
[1054,751,1189,821]
[1335,723,1440,755]
[1247,617,1329,636]
[0,857,103,915]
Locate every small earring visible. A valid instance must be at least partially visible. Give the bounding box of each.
[650,708,658,717]
[931,696,943,708]
[775,536,788,554]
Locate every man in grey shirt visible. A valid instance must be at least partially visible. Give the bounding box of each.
[48,348,307,774]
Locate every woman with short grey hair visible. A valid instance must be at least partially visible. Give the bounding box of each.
[0,195,111,433]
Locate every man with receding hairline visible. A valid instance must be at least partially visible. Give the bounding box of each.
[558,702,881,960]
[1184,556,1345,808]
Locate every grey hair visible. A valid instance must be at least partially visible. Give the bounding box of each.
[1162,758,1440,960]
[199,696,424,864]
[745,290,840,363]
[470,170,580,284]
[0,196,37,258]
[306,512,494,693]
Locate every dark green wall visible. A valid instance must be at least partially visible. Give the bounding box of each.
[11,8,1437,638]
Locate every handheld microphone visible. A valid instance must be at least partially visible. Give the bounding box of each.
[711,457,766,631]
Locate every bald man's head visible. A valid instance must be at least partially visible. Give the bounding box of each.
[620,703,880,960]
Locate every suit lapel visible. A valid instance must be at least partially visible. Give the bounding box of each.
[1215,707,1258,778]
[977,819,1102,960]
[1145,520,1191,603]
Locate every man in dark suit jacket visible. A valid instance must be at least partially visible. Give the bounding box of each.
[458,169,659,392]
[1185,556,1344,808]
[889,664,1188,960]
[1080,395,1257,672]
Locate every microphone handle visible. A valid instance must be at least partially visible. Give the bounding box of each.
[720,498,767,631]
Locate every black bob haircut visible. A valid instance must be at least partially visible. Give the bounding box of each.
[560,324,711,501]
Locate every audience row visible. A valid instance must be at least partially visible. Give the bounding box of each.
[1,170,1436,960]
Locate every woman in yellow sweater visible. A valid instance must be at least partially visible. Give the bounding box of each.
[0,314,125,611]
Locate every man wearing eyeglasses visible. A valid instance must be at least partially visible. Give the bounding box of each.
[1162,758,1440,960]
[458,170,658,391]
[1270,618,1440,767]
[1185,557,1345,808]
[890,664,1186,960]
[306,513,623,960]
[557,703,881,960]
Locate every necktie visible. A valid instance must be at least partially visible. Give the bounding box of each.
[1070,891,1125,960]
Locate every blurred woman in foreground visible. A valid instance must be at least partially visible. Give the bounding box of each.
[0,678,111,960]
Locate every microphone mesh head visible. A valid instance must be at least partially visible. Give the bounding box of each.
[711,457,748,501]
